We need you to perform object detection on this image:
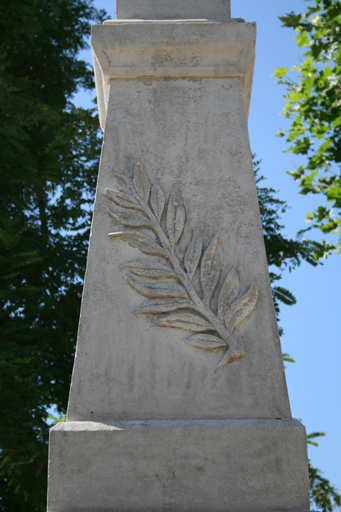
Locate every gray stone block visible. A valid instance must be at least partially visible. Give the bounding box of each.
[47,419,310,512]
[67,77,291,423]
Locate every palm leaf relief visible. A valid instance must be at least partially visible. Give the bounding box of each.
[135,298,193,315]
[125,276,188,299]
[184,228,202,280]
[157,312,215,332]
[121,261,176,280]
[108,231,167,258]
[106,189,142,210]
[224,283,259,333]
[112,173,132,190]
[216,348,247,370]
[150,180,165,222]
[217,268,240,320]
[106,163,260,369]
[166,188,186,247]
[201,236,221,306]
[185,334,226,351]
[133,162,151,202]
[107,209,151,228]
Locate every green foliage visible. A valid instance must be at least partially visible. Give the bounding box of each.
[0,0,105,510]
[273,5,341,506]
[307,433,341,512]
[256,158,341,511]
[254,156,321,327]
[309,462,341,512]
[274,0,341,252]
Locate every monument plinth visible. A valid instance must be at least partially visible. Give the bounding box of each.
[47,1,310,511]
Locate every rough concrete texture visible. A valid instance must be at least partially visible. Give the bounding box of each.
[92,20,256,130]
[116,0,231,20]
[47,419,310,512]
[67,77,291,422]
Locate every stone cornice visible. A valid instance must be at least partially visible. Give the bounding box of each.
[92,20,256,130]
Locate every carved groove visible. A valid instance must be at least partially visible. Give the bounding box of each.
[106,162,259,369]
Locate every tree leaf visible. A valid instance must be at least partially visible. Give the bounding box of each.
[125,276,188,299]
[150,180,165,222]
[135,298,193,315]
[216,349,247,370]
[217,268,240,319]
[107,209,151,228]
[184,228,202,280]
[273,286,296,307]
[120,261,176,280]
[185,334,226,351]
[224,283,259,333]
[107,231,168,258]
[166,188,186,247]
[200,236,220,306]
[156,312,214,332]
[133,162,150,202]
[106,188,142,210]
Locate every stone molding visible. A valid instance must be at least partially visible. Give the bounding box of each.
[92,20,256,130]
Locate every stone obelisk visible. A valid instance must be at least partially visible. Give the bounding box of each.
[47,1,311,511]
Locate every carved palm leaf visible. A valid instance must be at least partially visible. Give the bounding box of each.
[156,312,215,332]
[125,276,188,299]
[184,228,202,280]
[135,298,193,315]
[150,180,166,222]
[201,236,221,306]
[106,189,142,210]
[217,268,240,320]
[133,162,151,202]
[107,163,259,369]
[107,209,151,229]
[108,231,168,258]
[166,188,186,247]
[121,261,176,280]
[185,334,226,351]
[224,283,259,333]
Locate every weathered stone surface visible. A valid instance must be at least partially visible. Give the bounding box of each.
[46,7,311,512]
[67,77,291,422]
[116,0,231,20]
[92,20,256,130]
[47,419,310,512]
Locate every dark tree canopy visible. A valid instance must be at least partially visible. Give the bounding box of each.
[0,1,105,510]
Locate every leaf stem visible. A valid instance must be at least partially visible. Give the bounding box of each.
[128,187,237,350]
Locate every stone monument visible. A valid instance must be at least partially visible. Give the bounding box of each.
[47,1,311,511]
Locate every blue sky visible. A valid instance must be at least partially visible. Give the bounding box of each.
[74,0,341,493]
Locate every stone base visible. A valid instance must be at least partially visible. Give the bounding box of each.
[47,419,310,512]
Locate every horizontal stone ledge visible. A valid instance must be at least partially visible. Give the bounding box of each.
[92,20,256,129]
[91,21,256,84]
[103,18,244,25]
[94,19,256,45]
[53,418,300,431]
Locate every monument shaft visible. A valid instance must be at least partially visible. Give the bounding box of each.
[47,2,310,511]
